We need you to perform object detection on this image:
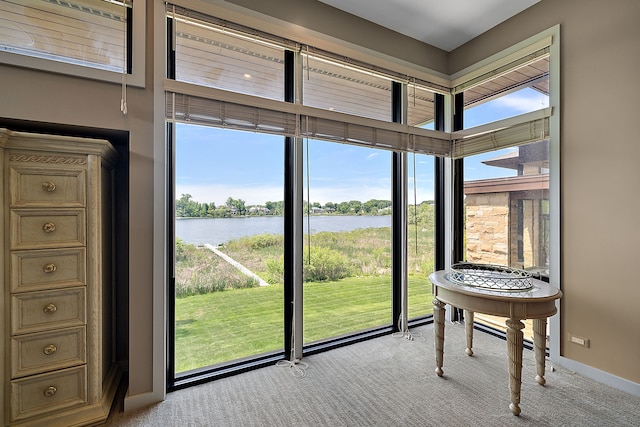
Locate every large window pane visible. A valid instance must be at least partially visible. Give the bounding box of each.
[408,153,435,320]
[463,139,549,338]
[173,124,284,373]
[464,140,549,270]
[303,140,392,344]
[407,84,437,320]
[0,0,129,72]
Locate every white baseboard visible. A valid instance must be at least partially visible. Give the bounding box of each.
[124,390,165,412]
[553,356,640,397]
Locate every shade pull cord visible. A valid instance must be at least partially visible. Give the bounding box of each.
[120,0,128,115]
[121,74,128,115]
[276,310,308,377]
[411,77,416,107]
[276,358,308,378]
[305,135,311,265]
[392,311,424,341]
[306,45,310,80]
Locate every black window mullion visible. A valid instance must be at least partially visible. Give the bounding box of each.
[283,50,295,358]
[452,92,465,321]
[167,16,175,79]
[434,93,445,271]
[453,92,464,264]
[126,5,133,74]
[166,123,176,390]
[391,81,403,332]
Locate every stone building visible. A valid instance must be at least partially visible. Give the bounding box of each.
[464,140,550,275]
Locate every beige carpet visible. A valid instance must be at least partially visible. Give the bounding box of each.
[106,323,639,426]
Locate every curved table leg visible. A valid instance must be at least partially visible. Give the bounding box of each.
[506,318,524,416]
[464,310,474,356]
[533,318,548,385]
[433,299,446,377]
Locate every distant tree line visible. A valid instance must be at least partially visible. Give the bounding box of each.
[175,194,432,218]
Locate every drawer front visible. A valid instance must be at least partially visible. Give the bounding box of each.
[11,248,86,292]
[10,165,86,208]
[11,326,86,378]
[10,209,86,250]
[10,365,87,422]
[11,288,86,335]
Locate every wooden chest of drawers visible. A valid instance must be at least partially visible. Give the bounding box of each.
[1,129,120,426]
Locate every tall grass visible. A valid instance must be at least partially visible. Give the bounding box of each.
[175,225,434,297]
[175,239,258,296]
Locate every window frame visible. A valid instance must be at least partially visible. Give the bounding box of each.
[160,1,559,394]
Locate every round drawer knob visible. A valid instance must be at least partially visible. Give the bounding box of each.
[43,386,57,397]
[43,303,57,314]
[43,263,57,273]
[42,222,56,233]
[43,344,57,355]
[42,181,57,192]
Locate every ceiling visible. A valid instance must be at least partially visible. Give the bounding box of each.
[317,0,540,52]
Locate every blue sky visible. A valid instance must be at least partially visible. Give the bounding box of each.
[176,87,548,206]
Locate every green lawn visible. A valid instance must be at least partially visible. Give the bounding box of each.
[175,274,433,373]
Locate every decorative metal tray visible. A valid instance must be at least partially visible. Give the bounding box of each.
[449,262,533,292]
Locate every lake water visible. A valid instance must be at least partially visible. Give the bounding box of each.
[176,215,391,246]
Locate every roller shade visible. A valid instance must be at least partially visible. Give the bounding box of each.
[166,80,452,156]
[301,116,450,155]
[167,81,552,159]
[452,43,551,95]
[450,108,551,158]
[167,92,299,136]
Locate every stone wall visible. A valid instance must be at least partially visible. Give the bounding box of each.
[465,192,510,265]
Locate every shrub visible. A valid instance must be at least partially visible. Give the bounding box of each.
[249,234,283,250]
[265,256,284,284]
[175,237,188,262]
[303,246,351,282]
